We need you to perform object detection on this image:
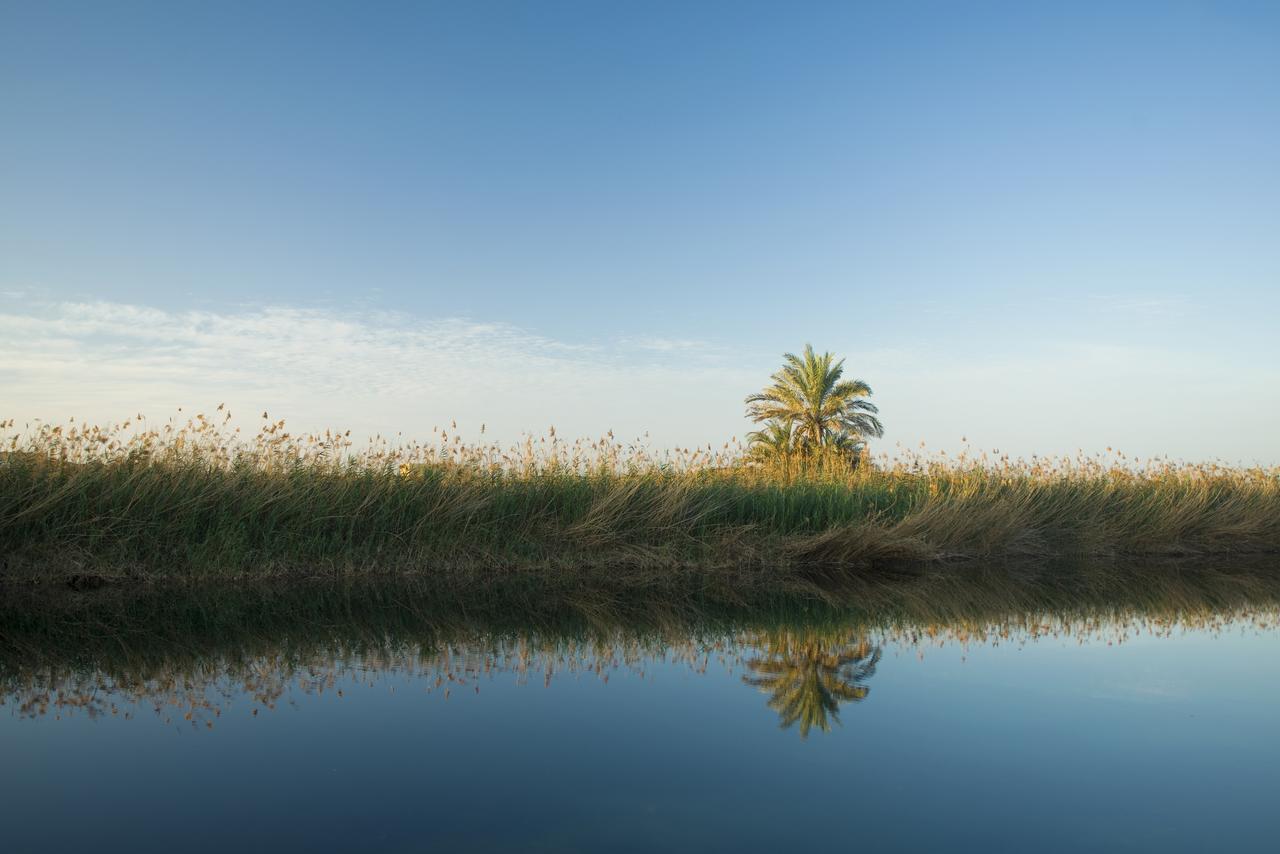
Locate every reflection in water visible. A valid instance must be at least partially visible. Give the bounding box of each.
[3,562,1280,735]
[744,632,880,737]
[0,634,735,729]
[5,630,884,737]
[5,568,1280,854]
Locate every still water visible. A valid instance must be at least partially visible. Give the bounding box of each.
[3,583,1279,853]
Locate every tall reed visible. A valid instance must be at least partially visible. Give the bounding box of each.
[2,410,1278,581]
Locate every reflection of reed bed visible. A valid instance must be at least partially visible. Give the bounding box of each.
[0,636,726,728]
[3,563,1278,729]
[3,412,1279,580]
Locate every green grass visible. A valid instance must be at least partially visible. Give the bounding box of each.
[3,412,1279,583]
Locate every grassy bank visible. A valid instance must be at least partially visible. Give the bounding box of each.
[3,412,1279,582]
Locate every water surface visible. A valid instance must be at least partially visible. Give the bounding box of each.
[3,568,1279,852]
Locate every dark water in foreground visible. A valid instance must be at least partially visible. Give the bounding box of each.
[3,575,1280,853]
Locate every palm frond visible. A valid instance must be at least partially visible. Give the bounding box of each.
[744,345,886,451]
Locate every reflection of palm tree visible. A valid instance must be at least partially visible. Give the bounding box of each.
[743,633,881,738]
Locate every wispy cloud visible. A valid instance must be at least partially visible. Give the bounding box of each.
[1078,293,1193,320]
[618,336,726,355]
[0,298,756,444]
[2,296,1277,462]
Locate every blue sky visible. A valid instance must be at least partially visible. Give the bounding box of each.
[3,1,1278,462]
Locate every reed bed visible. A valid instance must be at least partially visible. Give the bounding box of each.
[2,409,1278,583]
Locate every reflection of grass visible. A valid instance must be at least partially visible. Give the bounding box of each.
[3,412,1280,580]
[3,561,1278,728]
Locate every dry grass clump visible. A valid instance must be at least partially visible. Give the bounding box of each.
[2,410,1278,582]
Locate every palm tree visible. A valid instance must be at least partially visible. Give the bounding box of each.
[827,428,870,469]
[746,419,796,463]
[745,344,883,453]
[743,631,881,738]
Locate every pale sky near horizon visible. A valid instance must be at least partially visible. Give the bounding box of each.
[3,2,1278,463]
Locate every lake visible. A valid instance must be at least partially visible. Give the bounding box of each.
[3,567,1279,852]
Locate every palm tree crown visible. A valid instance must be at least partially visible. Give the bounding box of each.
[745,419,797,462]
[745,344,883,451]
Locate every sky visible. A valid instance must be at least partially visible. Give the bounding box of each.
[2,1,1278,463]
